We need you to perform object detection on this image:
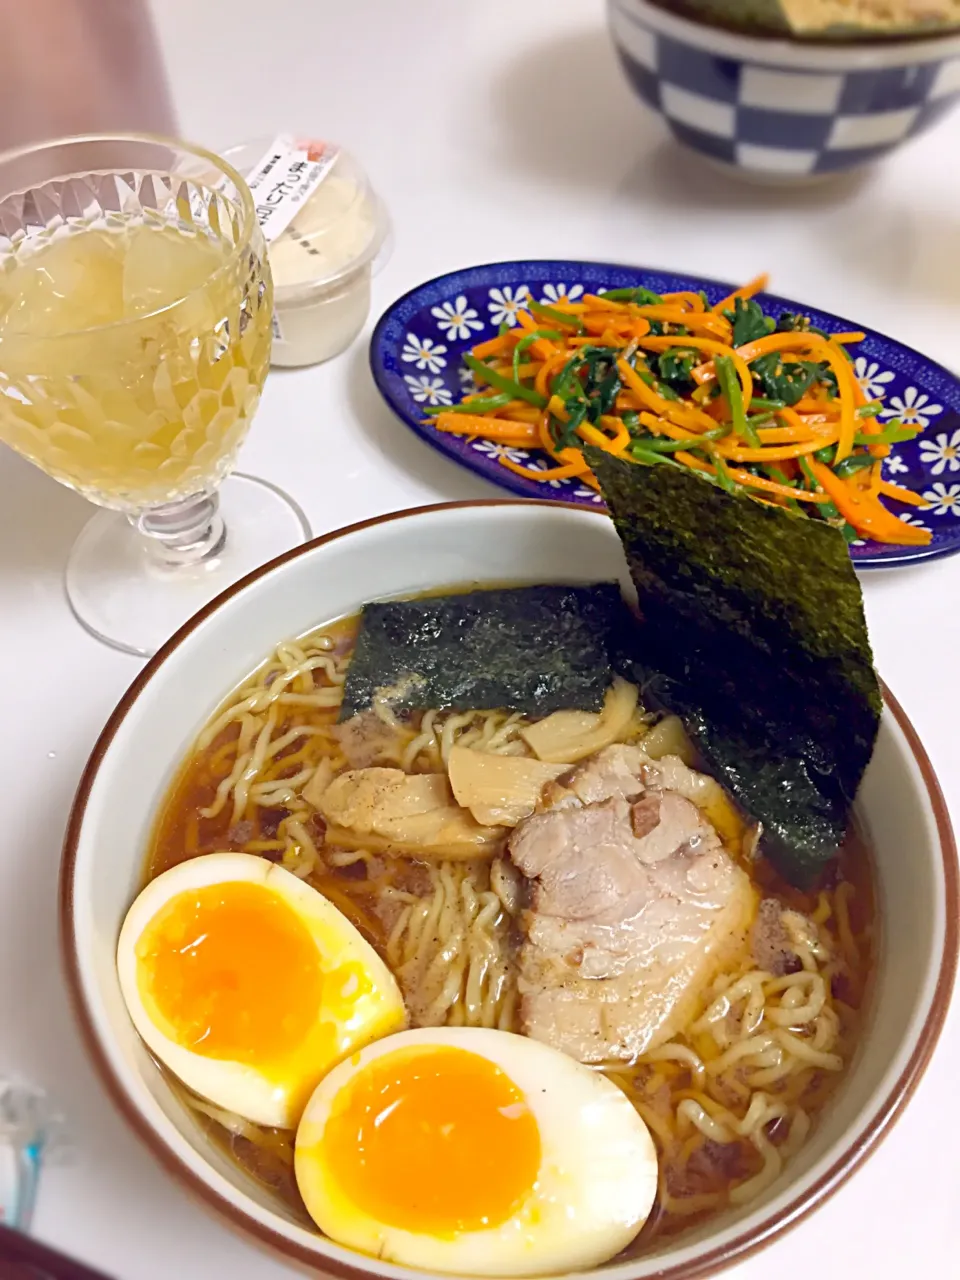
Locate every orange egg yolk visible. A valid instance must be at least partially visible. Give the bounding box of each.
[136,881,323,1065]
[321,1046,541,1235]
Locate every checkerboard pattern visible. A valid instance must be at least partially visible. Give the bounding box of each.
[610,0,960,176]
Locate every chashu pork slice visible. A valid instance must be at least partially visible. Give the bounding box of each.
[509,745,756,1063]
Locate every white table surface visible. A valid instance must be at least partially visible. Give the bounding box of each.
[2,0,958,1275]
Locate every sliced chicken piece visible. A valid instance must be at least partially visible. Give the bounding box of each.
[315,767,505,859]
[752,898,801,977]
[510,750,756,1063]
[332,711,408,769]
[447,746,571,827]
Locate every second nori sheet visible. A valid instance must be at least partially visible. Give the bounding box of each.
[339,583,626,721]
[588,449,882,889]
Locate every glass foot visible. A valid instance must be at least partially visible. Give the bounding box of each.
[65,474,311,658]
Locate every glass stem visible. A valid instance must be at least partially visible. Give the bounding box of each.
[134,490,226,569]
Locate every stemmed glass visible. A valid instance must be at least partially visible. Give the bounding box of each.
[0,134,310,656]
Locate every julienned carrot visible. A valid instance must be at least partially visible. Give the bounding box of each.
[625,307,730,338]
[793,398,841,415]
[491,361,539,381]
[660,290,706,311]
[537,409,565,460]
[704,331,857,462]
[581,317,652,343]
[809,460,932,545]
[470,334,512,359]
[570,334,629,348]
[499,455,587,480]
[618,359,718,433]
[439,278,923,548]
[514,309,558,361]
[595,415,632,454]
[547,394,570,424]
[818,343,857,463]
[757,424,829,444]
[432,413,538,442]
[725,467,829,503]
[675,450,714,474]
[716,435,838,463]
[637,413,702,447]
[711,273,769,315]
[535,351,570,397]
[878,479,928,508]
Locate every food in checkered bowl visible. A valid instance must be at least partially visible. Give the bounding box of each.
[609,0,960,180]
[660,1,960,39]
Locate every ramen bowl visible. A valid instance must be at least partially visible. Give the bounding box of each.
[61,500,958,1279]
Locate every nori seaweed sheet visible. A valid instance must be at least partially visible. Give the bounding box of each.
[339,584,627,721]
[588,449,882,889]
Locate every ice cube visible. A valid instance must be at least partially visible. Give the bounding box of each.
[122,224,224,318]
[0,228,126,337]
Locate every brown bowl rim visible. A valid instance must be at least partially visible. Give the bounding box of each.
[60,498,960,1280]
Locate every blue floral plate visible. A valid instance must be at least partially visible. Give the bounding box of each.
[370,260,960,568]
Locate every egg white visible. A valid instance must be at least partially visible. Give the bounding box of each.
[117,852,406,1129]
[294,1026,658,1277]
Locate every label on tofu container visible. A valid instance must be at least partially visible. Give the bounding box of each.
[271,308,285,344]
[245,135,340,244]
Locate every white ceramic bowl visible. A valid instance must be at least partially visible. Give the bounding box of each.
[61,501,958,1280]
[608,0,960,181]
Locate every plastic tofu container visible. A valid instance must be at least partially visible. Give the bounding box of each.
[222,135,390,368]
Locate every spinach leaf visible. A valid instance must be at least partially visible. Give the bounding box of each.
[725,296,775,347]
[749,351,830,406]
[777,311,829,341]
[657,347,698,395]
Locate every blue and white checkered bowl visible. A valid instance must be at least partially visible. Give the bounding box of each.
[608,0,960,180]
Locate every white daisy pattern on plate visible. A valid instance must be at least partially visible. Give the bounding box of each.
[573,485,604,504]
[458,365,477,392]
[541,283,584,304]
[431,295,484,341]
[488,285,531,328]
[852,357,895,401]
[403,374,452,407]
[471,440,530,465]
[515,458,566,489]
[919,428,960,475]
[883,454,909,477]
[878,386,943,428]
[899,511,929,530]
[401,333,447,373]
[922,482,960,516]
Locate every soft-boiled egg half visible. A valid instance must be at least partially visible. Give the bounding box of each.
[117,852,406,1128]
[295,1027,659,1276]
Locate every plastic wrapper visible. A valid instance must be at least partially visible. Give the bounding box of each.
[0,1080,57,1233]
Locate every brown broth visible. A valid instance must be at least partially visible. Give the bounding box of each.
[142,616,878,1251]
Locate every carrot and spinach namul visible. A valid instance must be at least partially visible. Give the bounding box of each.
[428,274,928,549]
